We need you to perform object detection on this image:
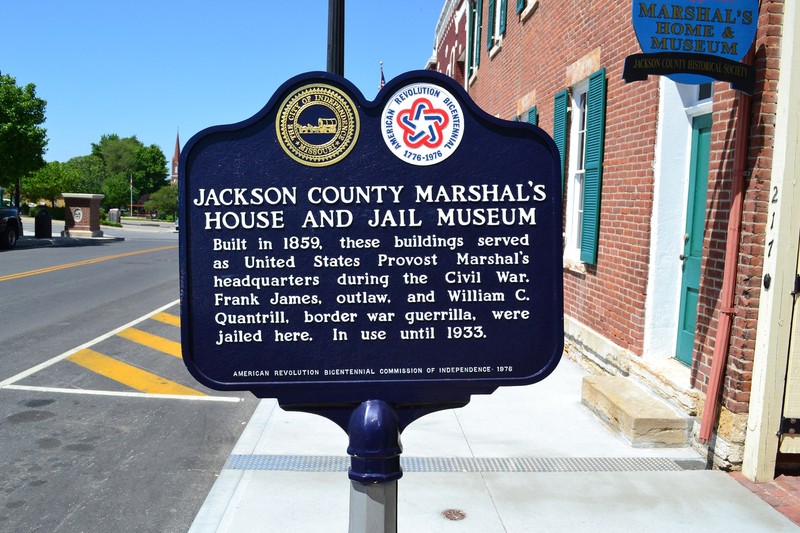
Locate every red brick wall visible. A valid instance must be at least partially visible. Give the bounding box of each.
[430,0,783,415]
[462,0,659,354]
[694,1,782,413]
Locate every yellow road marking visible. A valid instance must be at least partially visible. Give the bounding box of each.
[117,328,182,358]
[151,312,180,327]
[0,245,178,283]
[66,349,204,396]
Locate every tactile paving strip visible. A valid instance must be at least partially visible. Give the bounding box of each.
[225,455,692,472]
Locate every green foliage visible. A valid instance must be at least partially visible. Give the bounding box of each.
[144,184,178,219]
[102,173,132,210]
[0,73,48,205]
[30,204,66,221]
[22,161,82,205]
[91,134,139,176]
[4,92,167,209]
[65,155,104,193]
[134,144,169,195]
[91,134,168,202]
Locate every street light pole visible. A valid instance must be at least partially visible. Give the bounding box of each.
[327,0,345,76]
[325,4,399,530]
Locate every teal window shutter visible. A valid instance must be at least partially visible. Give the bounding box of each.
[475,0,483,66]
[516,0,526,14]
[500,0,508,36]
[526,106,538,125]
[579,68,607,265]
[467,3,475,76]
[487,0,495,49]
[553,90,568,189]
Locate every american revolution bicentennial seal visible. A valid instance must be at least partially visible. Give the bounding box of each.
[276,84,360,167]
[381,82,464,166]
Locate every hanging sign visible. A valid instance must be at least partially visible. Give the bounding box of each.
[178,71,563,426]
[623,0,758,94]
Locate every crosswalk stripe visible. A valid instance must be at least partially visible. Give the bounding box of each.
[151,312,180,327]
[118,327,182,358]
[66,349,205,396]
[0,300,179,388]
[2,383,239,402]
[1,300,239,402]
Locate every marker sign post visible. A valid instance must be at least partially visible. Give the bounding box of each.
[179,70,563,527]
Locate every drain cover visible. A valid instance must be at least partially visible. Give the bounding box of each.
[442,509,467,521]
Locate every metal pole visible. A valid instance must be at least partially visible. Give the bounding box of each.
[347,401,401,533]
[349,481,397,533]
[327,0,345,75]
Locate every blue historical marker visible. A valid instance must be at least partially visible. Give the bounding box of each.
[179,70,563,432]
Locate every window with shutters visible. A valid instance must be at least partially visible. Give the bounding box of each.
[517,0,539,22]
[526,106,538,125]
[516,106,538,124]
[553,89,568,187]
[467,0,483,82]
[562,69,607,265]
[564,82,589,262]
[486,0,507,56]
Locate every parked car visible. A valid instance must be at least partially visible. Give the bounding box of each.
[0,204,22,249]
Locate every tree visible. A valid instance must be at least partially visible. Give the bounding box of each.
[102,173,132,211]
[134,144,169,195]
[22,161,82,206]
[144,184,178,219]
[91,134,168,205]
[0,73,48,207]
[65,154,104,194]
[91,134,139,176]
[11,131,167,210]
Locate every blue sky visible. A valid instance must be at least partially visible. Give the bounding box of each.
[1,0,443,164]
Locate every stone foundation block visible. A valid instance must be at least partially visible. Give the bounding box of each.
[582,375,692,448]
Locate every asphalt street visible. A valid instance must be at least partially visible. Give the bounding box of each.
[0,219,258,532]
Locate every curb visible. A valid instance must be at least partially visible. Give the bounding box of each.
[16,235,125,248]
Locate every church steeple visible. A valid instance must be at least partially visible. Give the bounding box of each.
[171,131,180,185]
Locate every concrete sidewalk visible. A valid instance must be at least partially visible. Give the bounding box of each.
[190,358,794,532]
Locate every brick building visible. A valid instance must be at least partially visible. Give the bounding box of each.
[428,0,799,481]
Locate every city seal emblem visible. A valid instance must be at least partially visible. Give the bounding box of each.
[276,84,360,167]
[381,82,463,166]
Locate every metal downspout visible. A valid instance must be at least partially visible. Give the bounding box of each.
[699,53,754,443]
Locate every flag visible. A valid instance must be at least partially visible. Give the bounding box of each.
[379,61,385,89]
